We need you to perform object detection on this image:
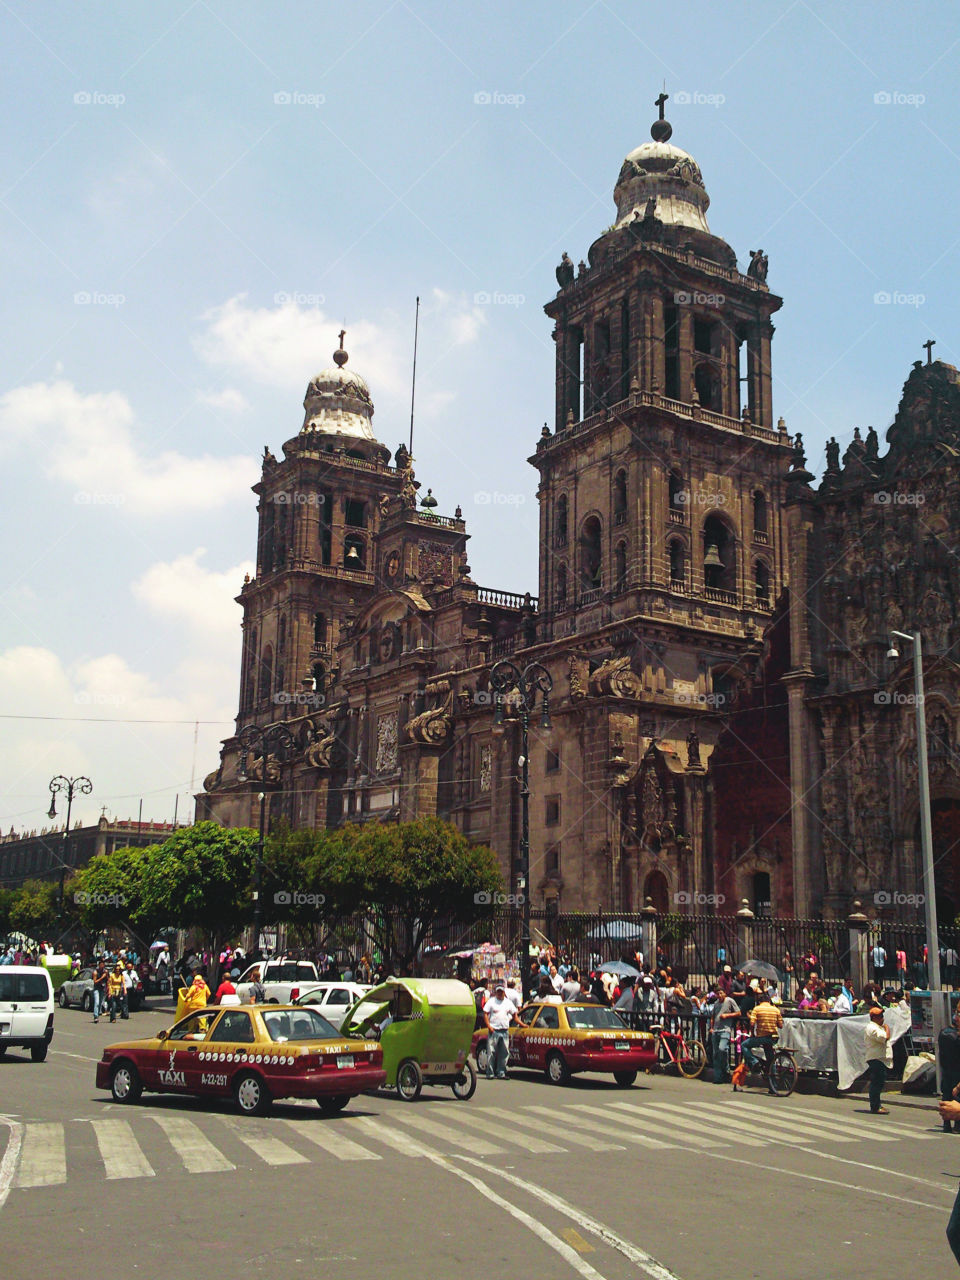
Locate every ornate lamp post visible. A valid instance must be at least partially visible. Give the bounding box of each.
[489,660,553,1002]
[887,629,941,991]
[237,723,296,958]
[47,775,92,915]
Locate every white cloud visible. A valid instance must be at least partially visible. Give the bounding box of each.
[133,549,253,642]
[0,379,258,513]
[196,388,250,413]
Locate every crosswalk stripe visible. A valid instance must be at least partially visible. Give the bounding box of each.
[15,1123,65,1187]
[151,1116,235,1173]
[452,1106,567,1153]
[640,1102,768,1147]
[510,1109,624,1152]
[724,1099,901,1144]
[603,1101,724,1148]
[389,1110,505,1156]
[564,1104,677,1149]
[282,1118,380,1161]
[346,1115,433,1157]
[521,1105,631,1152]
[690,1099,860,1145]
[786,1106,939,1141]
[91,1120,154,1180]
[220,1122,309,1167]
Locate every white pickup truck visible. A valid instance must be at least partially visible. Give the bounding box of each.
[234,958,324,1005]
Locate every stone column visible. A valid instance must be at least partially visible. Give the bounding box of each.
[736,899,755,964]
[677,307,694,406]
[757,322,774,429]
[847,900,869,995]
[641,898,658,970]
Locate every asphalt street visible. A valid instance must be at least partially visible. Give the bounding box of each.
[1,1002,956,1280]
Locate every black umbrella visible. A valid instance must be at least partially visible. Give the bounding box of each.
[740,958,779,981]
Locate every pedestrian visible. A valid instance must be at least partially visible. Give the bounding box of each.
[614,975,636,1014]
[871,939,887,985]
[711,984,740,1084]
[560,967,581,1002]
[121,962,138,1018]
[939,1008,960,1132]
[504,978,522,1012]
[739,993,784,1093]
[718,965,733,997]
[483,982,518,1080]
[864,1005,892,1114]
[832,977,854,1016]
[181,971,210,1016]
[106,962,125,1023]
[92,959,108,1022]
[214,971,239,1006]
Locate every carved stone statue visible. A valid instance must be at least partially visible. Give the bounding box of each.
[686,730,701,768]
[406,679,453,744]
[791,432,806,470]
[555,252,574,289]
[747,249,769,282]
[826,436,840,471]
[262,446,276,466]
[589,655,642,699]
[394,442,410,470]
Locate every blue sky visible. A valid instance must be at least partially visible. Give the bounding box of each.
[1,1,958,832]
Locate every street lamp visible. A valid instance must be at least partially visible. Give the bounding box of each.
[887,629,940,992]
[47,775,92,916]
[489,659,553,1002]
[237,723,295,958]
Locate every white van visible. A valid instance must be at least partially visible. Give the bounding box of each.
[0,966,55,1061]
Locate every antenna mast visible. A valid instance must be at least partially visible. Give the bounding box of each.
[409,295,420,455]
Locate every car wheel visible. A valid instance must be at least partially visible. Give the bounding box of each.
[110,1061,141,1101]
[234,1071,271,1116]
[317,1094,350,1115]
[451,1059,477,1101]
[81,992,92,1012]
[613,1069,637,1087]
[545,1051,570,1086]
[396,1058,423,1102]
[0,1045,6,1058]
[475,1040,489,1073]
[58,989,68,1008]
[30,1043,48,1063]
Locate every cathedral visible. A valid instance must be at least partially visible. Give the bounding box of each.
[197,99,960,924]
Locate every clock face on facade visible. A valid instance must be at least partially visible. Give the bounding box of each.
[385,550,401,583]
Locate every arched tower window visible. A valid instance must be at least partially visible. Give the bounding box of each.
[556,563,568,607]
[614,470,628,525]
[755,559,770,602]
[278,615,286,654]
[614,541,628,592]
[580,516,603,591]
[703,515,736,593]
[668,470,685,512]
[312,662,326,695]
[313,612,327,647]
[275,662,285,696]
[694,362,719,411]
[669,539,686,586]
[753,490,768,535]
[556,494,568,547]
[259,645,273,702]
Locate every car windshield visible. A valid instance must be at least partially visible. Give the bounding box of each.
[260,1008,339,1042]
[344,998,388,1033]
[565,1006,629,1030]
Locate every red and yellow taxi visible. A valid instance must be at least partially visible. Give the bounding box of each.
[95,1004,385,1115]
[472,1001,656,1085]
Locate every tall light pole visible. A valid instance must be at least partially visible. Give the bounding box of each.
[237,723,295,959]
[47,775,92,917]
[490,659,553,1002]
[887,630,940,991]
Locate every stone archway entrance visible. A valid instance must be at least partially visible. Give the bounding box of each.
[930,799,960,924]
[643,869,670,914]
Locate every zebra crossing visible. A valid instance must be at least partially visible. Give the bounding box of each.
[5,1095,937,1192]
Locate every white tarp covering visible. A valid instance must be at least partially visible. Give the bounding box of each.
[777,1004,912,1091]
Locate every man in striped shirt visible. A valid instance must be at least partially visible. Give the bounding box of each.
[740,994,783,1091]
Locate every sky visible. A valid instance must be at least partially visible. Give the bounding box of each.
[1,1,958,834]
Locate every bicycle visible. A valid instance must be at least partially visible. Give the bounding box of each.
[650,1021,707,1078]
[738,1041,798,1097]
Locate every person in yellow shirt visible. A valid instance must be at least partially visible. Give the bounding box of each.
[740,994,784,1092]
[106,963,125,1024]
[181,972,211,1018]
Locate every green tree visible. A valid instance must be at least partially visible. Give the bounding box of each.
[138,821,258,963]
[9,879,61,943]
[0,887,15,942]
[74,845,164,949]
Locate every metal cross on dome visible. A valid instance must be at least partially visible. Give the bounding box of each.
[923,338,936,364]
[655,91,669,119]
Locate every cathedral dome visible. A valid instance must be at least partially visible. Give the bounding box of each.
[301,335,376,440]
[613,137,711,233]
